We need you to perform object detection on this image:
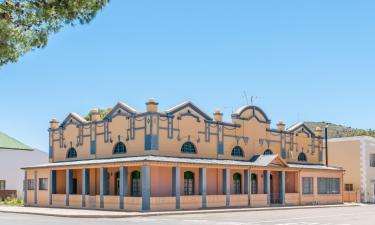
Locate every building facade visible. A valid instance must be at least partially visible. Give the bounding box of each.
[0,132,48,199]
[329,136,375,203]
[23,99,343,211]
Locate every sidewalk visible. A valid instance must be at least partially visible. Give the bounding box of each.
[0,203,361,218]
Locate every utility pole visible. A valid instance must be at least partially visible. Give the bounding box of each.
[325,125,329,167]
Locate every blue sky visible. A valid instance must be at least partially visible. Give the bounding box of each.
[1,0,374,152]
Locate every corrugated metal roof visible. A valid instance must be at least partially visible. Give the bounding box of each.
[23,155,341,171]
[288,163,341,170]
[0,132,32,150]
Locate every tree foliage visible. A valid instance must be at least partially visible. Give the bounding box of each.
[0,0,109,66]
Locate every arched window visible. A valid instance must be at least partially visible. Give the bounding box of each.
[298,152,307,162]
[67,148,77,158]
[131,171,141,196]
[263,149,273,155]
[231,146,244,157]
[184,171,194,195]
[233,173,242,194]
[251,174,258,194]
[181,142,197,154]
[113,142,126,154]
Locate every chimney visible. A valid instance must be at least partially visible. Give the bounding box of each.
[146,98,158,112]
[213,108,223,122]
[50,118,59,129]
[315,127,322,137]
[277,120,285,131]
[90,108,100,121]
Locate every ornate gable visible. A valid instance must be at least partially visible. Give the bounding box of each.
[103,102,137,120]
[164,101,213,121]
[60,113,86,128]
[231,105,270,124]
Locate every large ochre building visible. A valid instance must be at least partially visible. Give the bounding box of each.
[23,99,343,211]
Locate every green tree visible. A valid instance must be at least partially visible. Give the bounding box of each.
[0,0,109,66]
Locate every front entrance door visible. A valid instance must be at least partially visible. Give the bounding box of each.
[72,178,77,194]
[270,175,274,203]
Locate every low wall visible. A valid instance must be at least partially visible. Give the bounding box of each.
[230,195,249,207]
[68,195,82,208]
[285,193,299,206]
[124,197,142,211]
[151,197,176,211]
[250,194,268,207]
[315,194,342,204]
[52,194,65,207]
[85,195,97,208]
[103,195,120,210]
[206,195,226,208]
[180,196,202,210]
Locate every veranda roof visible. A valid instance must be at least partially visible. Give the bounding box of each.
[23,155,342,171]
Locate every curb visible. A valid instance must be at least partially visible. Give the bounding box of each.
[0,204,360,219]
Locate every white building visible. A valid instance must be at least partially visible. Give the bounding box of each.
[0,132,48,198]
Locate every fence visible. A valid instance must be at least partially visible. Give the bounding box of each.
[343,191,360,203]
[0,190,17,201]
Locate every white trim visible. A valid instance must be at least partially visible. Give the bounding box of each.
[22,155,342,171]
[359,139,368,202]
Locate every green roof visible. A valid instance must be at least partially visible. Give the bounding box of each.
[0,132,32,150]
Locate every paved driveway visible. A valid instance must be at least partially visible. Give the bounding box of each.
[0,205,373,225]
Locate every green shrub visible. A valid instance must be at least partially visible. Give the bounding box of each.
[0,197,24,206]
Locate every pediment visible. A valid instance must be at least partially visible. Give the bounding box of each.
[164,101,212,121]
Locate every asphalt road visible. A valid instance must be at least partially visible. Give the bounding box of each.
[0,205,373,225]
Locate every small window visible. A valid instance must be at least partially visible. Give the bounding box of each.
[181,142,197,154]
[27,179,35,190]
[233,173,242,194]
[370,154,375,167]
[39,178,48,190]
[67,148,77,158]
[0,180,5,190]
[264,149,273,155]
[302,177,313,194]
[113,142,127,154]
[345,184,354,191]
[231,146,244,157]
[298,152,307,162]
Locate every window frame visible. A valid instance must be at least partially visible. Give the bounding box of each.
[318,177,341,195]
[113,142,127,154]
[66,148,77,158]
[181,142,197,154]
[263,149,273,155]
[233,173,242,194]
[0,180,6,190]
[27,179,35,190]
[345,183,354,192]
[39,178,48,191]
[302,177,313,195]
[131,171,141,197]
[298,152,307,162]
[231,146,244,157]
[370,154,375,167]
[183,171,195,195]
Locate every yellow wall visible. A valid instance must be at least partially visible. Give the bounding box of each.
[49,101,324,165]
[329,140,361,191]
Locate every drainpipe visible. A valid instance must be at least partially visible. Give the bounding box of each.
[325,125,329,167]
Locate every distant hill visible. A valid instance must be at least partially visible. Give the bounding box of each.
[304,122,375,139]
